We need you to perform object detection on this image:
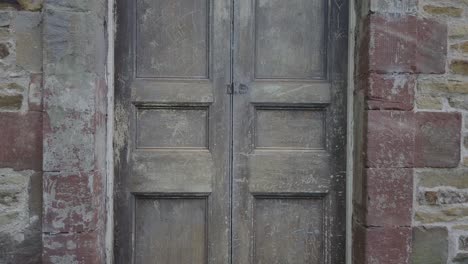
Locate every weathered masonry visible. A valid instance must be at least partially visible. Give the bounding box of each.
[0,0,467,263]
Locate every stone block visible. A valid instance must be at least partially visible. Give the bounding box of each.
[0,11,12,27]
[459,236,468,251]
[0,112,42,170]
[0,42,10,59]
[14,11,42,72]
[366,111,415,168]
[43,232,105,264]
[415,18,447,74]
[417,169,468,189]
[364,73,415,110]
[369,0,418,13]
[412,226,448,264]
[28,73,42,111]
[451,41,468,54]
[415,112,461,168]
[43,171,104,233]
[365,168,413,226]
[416,96,443,110]
[368,15,418,73]
[363,227,412,264]
[450,24,468,39]
[423,5,463,17]
[415,207,468,223]
[17,0,42,11]
[0,83,25,111]
[449,96,468,111]
[451,60,468,75]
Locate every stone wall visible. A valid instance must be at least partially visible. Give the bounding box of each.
[0,1,43,263]
[413,0,468,263]
[352,0,468,263]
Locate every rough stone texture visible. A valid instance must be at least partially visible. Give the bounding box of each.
[43,171,104,233]
[415,112,461,168]
[14,11,42,72]
[359,226,412,264]
[17,0,43,11]
[415,95,443,110]
[459,236,468,251]
[0,2,45,262]
[451,60,468,75]
[365,168,413,226]
[41,0,108,262]
[43,232,105,264]
[423,5,464,17]
[364,73,415,110]
[366,111,415,168]
[415,18,448,74]
[0,112,42,171]
[0,169,42,264]
[370,0,418,13]
[412,226,448,264]
[418,169,468,189]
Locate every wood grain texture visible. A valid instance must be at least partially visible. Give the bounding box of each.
[136,0,209,78]
[134,198,207,263]
[254,198,324,264]
[255,0,326,79]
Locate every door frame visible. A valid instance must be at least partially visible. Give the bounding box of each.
[104,0,357,263]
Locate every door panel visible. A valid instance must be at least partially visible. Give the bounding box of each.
[114,0,231,262]
[232,0,348,263]
[116,0,347,262]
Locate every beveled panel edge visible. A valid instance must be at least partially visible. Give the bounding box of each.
[250,81,331,104]
[134,0,211,79]
[251,196,327,263]
[132,79,214,104]
[132,195,209,263]
[252,0,329,80]
[253,106,327,151]
[134,105,210,150]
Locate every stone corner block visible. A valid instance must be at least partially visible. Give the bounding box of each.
[366,111,415,168]
[43,171,105,234]
[365,168,413,227]
[43,231,105,264]
[415,112,461,168]
[363,227,412,264]
[363,73,415,111]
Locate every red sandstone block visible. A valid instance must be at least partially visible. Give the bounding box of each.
[368,15,418,73]
[365,168,413,226]
[363,15,447,74]
[416,18,447,74]
[0,112,42,170]
[363,73,415,110]
[415,112,461,168]
[43,171,105,233]
[43,232,105,264]
[364,227,412,264]
[366,111,415,168]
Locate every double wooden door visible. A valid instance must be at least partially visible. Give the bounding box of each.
[114,0,348,263]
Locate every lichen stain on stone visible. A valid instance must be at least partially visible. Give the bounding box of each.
[0,168,36,242]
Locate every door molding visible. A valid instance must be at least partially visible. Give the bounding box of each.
[106,0,356,263]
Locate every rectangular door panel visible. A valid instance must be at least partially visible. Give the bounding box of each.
[232,0,348,263]
[114,0,231,262]
[134,197,208,263]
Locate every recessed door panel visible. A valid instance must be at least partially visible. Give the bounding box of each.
[232,0,348,262]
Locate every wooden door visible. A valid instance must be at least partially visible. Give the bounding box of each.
[115,0,348,262]
[114,0,232,263]
[231,0,348,263]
